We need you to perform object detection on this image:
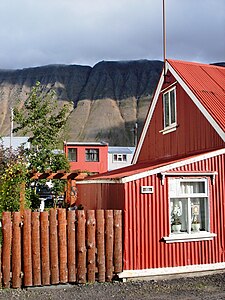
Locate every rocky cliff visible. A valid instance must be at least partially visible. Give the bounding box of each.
[0,60,163,146]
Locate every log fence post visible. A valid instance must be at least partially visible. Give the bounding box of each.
[67,210,76,282]
[58,209,68,283]
[31,211,41,286]
[77,210,86,283]
[105,210,114,282]
[49,209,59,284]
[113,210,123,273]
[87,210,96,282]
[96,210,105,282]
[2,212,12,288]
[12,212,21,288]
[40,211,50,285]
[23,210,33,287]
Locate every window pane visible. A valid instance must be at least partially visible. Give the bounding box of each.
[163,93,170,127]
[180,181,205,194]
[191,197,208,231]
[113,154,117,161]
[68,148,77,161]
[170,198,188,233]
[85,149,99,162]
[118,155,122,161]
[170,90,176,124]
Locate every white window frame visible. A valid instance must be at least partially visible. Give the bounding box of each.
[163,177,216,243]
[113,153,127,162]
[161,87,177,134]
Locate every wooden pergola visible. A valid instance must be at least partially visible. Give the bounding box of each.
[20,170,88,213]
[29,170,88,181]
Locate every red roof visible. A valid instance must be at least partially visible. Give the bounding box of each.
[83,160,162,180]
[168,59,225,132]
[83,149,224,181]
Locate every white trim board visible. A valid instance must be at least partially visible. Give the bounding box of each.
[132,60,225,164]
[118,262,225,279]
[132,70,165,164]
[77,148,225,185]
[77,179,121,185]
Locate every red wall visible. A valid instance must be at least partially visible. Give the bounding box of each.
[76,153,225,271]
[64,144,108,174]
[76,182,125,210]
[123,153,225,270]
[137,74,224,164]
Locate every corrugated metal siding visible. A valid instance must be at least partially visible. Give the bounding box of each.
[124,174,168,270]
[77,183,125,210]
[123,153,225,270]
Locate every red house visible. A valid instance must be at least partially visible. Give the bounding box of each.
[64,142,108,174]
[76,60,225,279]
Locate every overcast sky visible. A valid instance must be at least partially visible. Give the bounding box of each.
[0,0,224,69]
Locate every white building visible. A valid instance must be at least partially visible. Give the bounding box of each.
[108,146,135,171]
[0,136,30,150]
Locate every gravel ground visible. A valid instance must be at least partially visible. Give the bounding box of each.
[1,271,225,300]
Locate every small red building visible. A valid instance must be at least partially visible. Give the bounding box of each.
[64,142,108,174]
[76,60,225,279]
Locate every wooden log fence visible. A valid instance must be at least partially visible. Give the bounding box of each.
[0,209,123,288]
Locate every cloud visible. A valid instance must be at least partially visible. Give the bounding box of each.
[0,0,224,69]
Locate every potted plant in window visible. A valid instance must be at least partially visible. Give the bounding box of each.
[172,213,182,233]
[191,216,200,232]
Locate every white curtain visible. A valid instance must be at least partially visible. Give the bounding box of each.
[180,181,204,194]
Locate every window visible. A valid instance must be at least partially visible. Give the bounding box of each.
[68,148,77,162]
[85,148,99,162]
[113,154,127,162]
[169,178,209,234]
[163,88,176,129]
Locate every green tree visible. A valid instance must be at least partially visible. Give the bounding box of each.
[12,82,72,209]
[13,81,72,172]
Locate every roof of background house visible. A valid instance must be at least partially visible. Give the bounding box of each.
[64,141,108,146]
[108,146,135,154]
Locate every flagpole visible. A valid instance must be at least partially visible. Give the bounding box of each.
[163,0,166,76]
[10,107,13,148]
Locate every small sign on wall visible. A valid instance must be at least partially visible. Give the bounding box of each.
[141,186,154,194]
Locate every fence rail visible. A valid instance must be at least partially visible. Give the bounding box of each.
[0,209,123,288]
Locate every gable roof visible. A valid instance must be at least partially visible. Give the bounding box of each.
[169,59,225,132]
[77,148,225,184]
[133,59,225,163]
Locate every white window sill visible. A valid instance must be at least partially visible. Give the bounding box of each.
[159,124,178,135]
[163,232,217,243]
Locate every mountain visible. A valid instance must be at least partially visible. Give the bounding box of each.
[211,62,225,67]
[0,60,163,146]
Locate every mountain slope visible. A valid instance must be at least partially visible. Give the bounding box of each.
[0,60,163,146]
